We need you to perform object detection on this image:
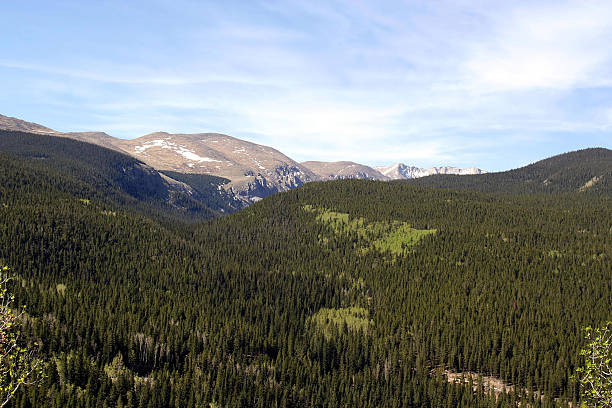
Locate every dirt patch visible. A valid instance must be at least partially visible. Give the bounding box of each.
[444,370,514,395]
[443,370,573,407]
[579,175,601,192]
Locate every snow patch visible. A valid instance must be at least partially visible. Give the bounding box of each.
[134,139,174,153]
[134,138,222,163]
[179,150,220,162]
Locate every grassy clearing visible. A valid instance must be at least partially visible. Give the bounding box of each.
[309,307,372,339]
[304,205,368,237]
[373,223,436,254]
[303,205,436,255]
[56,283,67,295]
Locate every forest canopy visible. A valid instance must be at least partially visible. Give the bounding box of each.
[0,134,610,407]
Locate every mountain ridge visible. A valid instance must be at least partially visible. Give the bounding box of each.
[404,147,612,195]
[376,163,486,179]
[115,131,319,202]
[14,112,606,200]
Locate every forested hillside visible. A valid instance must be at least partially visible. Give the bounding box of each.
[0,137,610,408]
[405,148,612,194]
[0,130,238,221]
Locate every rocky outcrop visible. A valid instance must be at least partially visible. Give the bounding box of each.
[376,163,486,179]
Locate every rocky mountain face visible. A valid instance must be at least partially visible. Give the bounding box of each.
[115,132,319,202]
[301,161,389,181]
[376,163,486,179]
[0,114,487,203]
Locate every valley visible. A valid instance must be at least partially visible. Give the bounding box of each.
[3,1,612,406]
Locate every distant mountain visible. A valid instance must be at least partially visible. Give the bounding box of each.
[376,163,486,179]
[116,132,319,202]
[63,131,127,153]
[0,113,492,202]
[301,161,389,180]
[0,130,240,220]
[0,114,126,153]
[405,148,612,195]
[0,116,320,203]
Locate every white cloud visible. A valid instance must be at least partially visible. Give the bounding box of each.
[464,1,612,91]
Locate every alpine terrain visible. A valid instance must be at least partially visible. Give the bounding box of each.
[0,113,486,204]
[376,163,486,179]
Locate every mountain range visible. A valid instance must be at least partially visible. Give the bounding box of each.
[0,113,485,202]
[376,163,484,179]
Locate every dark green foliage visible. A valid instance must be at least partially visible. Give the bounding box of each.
[405,148,612,195]
[0,137,609,406]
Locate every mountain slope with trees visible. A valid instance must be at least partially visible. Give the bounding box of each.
[0,130,241,221]
[0,135,609,408]
[405,148,612,195]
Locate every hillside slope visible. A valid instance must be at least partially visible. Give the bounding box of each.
[1,162,610,406]
[0,113,59,134]
[405,148,612,194]
[0,130,239,220]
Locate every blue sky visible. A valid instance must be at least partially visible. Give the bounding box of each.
[1,0,611,171]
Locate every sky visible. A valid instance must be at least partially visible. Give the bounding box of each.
[1,0,611,171]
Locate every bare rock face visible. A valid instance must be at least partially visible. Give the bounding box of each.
[301,161,389,181]
[375,163,486,179]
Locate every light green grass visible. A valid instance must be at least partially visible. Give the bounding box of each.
[373,223,437,254]
[304,205,367,237]
[56,283,67,295]
[304,205,436,255]
[309,307,372,339]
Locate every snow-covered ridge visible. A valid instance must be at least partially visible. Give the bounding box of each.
[375,163,486,179]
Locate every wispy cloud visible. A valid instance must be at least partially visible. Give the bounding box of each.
[0,0,610,171]
[463,0,612,91]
